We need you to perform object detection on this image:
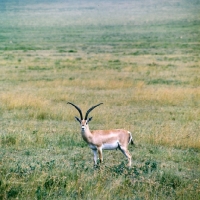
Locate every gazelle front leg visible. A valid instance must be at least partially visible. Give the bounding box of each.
[92,149,98,166]
[97,146,103,163]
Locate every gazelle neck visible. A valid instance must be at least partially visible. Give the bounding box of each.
[81,121,92,143]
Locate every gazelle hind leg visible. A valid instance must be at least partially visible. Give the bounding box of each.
[125,149,132,167]
[119,146,132,167]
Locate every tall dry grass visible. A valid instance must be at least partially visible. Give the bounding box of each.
[1,83,199,149]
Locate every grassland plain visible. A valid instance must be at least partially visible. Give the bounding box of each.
[0,0,200,199]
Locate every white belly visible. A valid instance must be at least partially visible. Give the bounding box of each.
[89,142,119,150]
[102,142,119,150]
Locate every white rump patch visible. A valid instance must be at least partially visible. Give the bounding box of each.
[128,131,133,143]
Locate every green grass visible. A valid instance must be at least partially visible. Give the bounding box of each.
[0,0,200,199]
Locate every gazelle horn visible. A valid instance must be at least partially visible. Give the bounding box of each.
[85,103,103,120]
[67,102,83,120]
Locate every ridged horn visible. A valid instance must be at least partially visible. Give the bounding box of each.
[67,102,83,120]
[85,103,103,120]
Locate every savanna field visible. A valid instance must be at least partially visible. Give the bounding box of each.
[0,0,200,199]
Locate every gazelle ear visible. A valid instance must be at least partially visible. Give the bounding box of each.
[75,117,81,123]
[87,117,93,123]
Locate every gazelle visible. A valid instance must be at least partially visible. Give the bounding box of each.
[67,102,134,167]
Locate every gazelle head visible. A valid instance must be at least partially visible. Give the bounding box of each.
[67,102,103,131]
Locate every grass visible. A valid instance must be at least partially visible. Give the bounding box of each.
[0,0,200,199]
